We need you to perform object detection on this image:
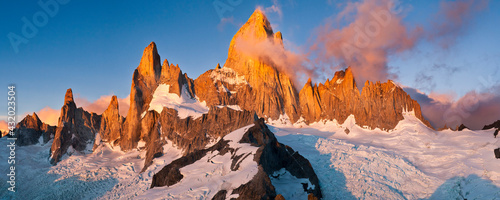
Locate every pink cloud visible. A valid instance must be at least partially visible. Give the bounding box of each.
[310,0,421,88]
[428,92,456,104]
[405,85,500,130]
[307,0,488,89]
[74,95,130,117]
[37,106,60,126]
[233,26,314,85]
[0,120,8,133]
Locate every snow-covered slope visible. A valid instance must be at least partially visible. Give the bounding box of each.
[0,138,182,200]
[147,84,209,119]
[2,111,499,199]
[269,111,500,199]
[140,125,258,199]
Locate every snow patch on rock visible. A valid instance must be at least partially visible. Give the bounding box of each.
[210,67,248,85]
[216,105,242,111]
[139,125,259,199]
[148,84,209,119]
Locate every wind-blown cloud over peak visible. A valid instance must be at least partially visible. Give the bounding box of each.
[405,84,500,130]
[310,0,420,88]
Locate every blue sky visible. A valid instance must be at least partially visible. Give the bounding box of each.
[1,0,499,127]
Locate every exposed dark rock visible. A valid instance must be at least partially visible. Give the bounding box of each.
[495,148,500,159]
[457,124,468,131]
[14,112,55,145]
[483,120,500,130]
[158,106,256,154]
[232,167,277,200]
[240,118,277,146]
[73,107,101,151]
[211,190,227,200]
[494,129,498,138]
[49,89,101,165]
[150,139,230,188]
[232,118,322,199]
[150,118,322,199]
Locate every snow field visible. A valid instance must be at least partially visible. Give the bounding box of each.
[138,125,259,199]
[270,111,500,199]
[147,84,209,119]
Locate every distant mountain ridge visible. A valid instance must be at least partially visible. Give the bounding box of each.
[11,9,439,199]
[15,9,433,163]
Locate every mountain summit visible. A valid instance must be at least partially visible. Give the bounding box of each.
[20,9,432,165]
[222,9,301,122]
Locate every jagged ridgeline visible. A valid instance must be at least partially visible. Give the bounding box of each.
[10,9,436,199]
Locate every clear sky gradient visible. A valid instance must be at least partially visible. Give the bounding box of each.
[1,0,499,129]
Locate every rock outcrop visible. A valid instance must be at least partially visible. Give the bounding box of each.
[482,120,500,138]
[150,118,322,199]
[219,9,301,122]
[95,95,123,148]
[142,106,257,171]
[158,106,256,154]
[234,118,322,199]
[160,59,195,97]
[193,67,242,107]
[483,120,500,130]
[49,89,101,165]
[457,124,468,131]
[121,42,195,151]
[15,112,55,145]
[299,67,432,130]
[121,42,162,151]
[196,9,430,130]
[18,9,431,169]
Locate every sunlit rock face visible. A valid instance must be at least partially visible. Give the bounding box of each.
[21,9,432,167]
[299,67,432,130]
[50,89,100,165]
[95,95,123,149]
[121,42,195,151]
[222,9,301,122]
